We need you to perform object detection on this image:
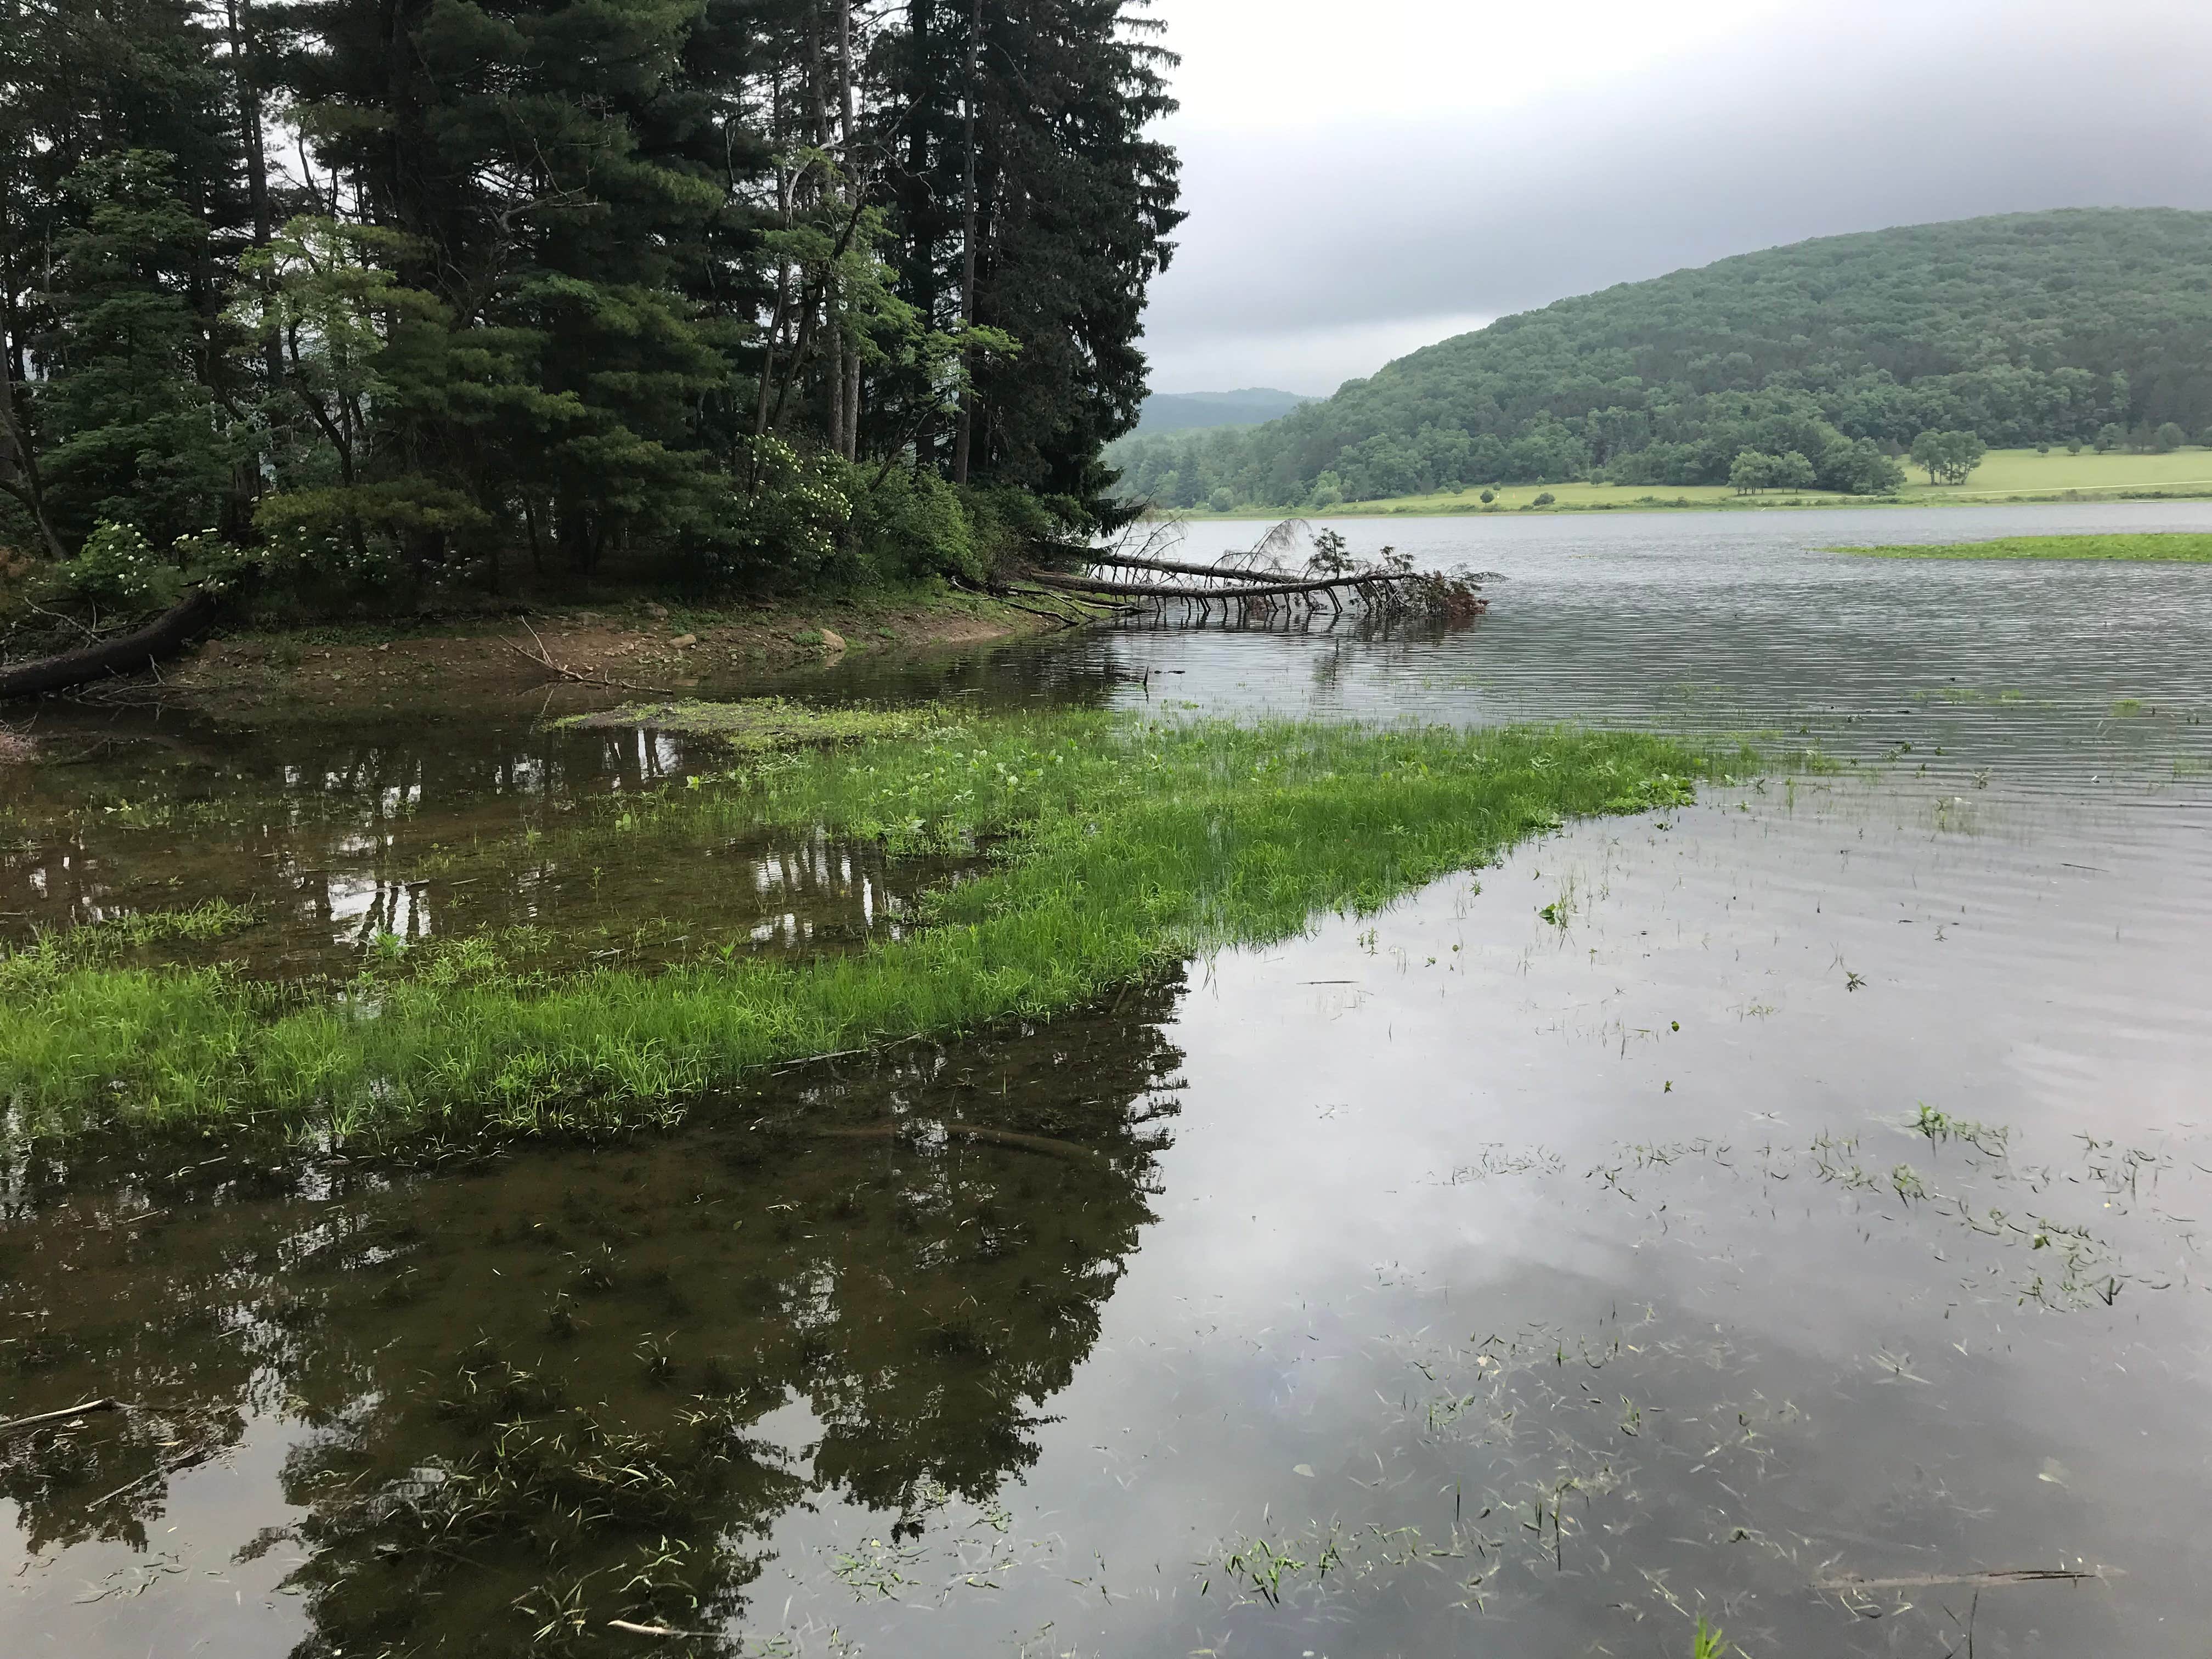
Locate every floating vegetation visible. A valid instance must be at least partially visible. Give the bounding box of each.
[1911,1103,2011,1156]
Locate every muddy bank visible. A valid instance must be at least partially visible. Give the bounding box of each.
[4,583,1058,723]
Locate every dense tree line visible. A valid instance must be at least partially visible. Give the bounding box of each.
[0,0,1181,608]
[1110,210,2212,510]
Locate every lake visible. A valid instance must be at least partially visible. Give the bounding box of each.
[4,501,2210,1657]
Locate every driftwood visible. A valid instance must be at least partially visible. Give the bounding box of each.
[504,621,677,696]
[0,1397,124,1440]
[0,588,221,701]
[1084,548,1361,584]
[1020,523,1486,628]
[1023,567,1406,602]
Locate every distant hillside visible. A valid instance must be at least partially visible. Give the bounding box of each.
[1134,388,1313,433]
[1109,210,2212,510]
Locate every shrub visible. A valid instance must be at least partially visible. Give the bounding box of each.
[1532,490,1556,506]
[842,462,978,581]
[40,521,245,614]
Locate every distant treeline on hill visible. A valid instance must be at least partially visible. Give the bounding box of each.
[1110,210,2212,510]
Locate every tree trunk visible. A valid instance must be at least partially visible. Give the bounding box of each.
[835,0,857,460]
[0,347,66,561]
[0,589,224,701]
[950,0,980,485]
[225,0,281,394]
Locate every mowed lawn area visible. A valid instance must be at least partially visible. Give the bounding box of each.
[1184,447,2212,518]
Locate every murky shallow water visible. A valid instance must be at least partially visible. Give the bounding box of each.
[5,503,2212,1656]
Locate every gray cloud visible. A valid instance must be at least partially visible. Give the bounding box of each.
[1140,4,2212,392]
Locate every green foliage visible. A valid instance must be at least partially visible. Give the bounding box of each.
[3,0,1182,606]
[1109,210,2212,509]
[1909,428,1987,485]
[842,465,980,581]
[38,151,246,549]
[1730,449,1816,493]
[38,520,244,613]
[1836,533,2212,562]
[0,715,1742,1142]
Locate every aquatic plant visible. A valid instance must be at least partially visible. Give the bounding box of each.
[0,713,1751,1143]
[556,697,941,757]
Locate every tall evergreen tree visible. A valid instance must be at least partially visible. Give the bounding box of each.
[2,0,257,551]
[3,0,1185,592]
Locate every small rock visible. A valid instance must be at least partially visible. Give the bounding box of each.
[670,633,697,648]
[818,628,846,653]
[644,602,670,620]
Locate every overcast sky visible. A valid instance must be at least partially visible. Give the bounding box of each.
[1138,0,2212,394]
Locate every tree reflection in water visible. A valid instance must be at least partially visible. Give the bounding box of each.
[0,980,1183,1655]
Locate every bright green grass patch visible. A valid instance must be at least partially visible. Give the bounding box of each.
[88,898,259,948]
[1837,533,2212,562]
[0,713,1746,1146]
[556,696,940,754]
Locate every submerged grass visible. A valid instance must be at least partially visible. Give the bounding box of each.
[555,696,941,755]
[0,712,1745,1144]
[1833,533,2212,562]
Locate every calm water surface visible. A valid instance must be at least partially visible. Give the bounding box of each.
[4,503,2211,1657]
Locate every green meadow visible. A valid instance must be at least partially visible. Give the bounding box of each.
[1177,447,2212,518]
[1834,533,2212,561]
[0,711,1748,1147]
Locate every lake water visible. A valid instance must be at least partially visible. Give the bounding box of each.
[4,503,2211,1657]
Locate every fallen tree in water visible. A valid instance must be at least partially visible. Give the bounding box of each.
[1023,523,1487,625]
[0,586,223,701]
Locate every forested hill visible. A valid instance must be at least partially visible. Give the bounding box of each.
[1110,210,2212,510]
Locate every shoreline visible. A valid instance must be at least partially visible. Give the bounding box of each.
[1152,484,2212,523]
[2,580,1060,727]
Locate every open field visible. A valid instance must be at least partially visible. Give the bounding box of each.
[1169,447,2212,520]
[1835,532,2212,562]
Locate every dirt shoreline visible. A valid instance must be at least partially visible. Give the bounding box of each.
[1,582,1063,727]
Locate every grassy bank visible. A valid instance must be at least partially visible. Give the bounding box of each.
[1167,447,2212,520]
[1833,532,2212,562]
[0,711,1743,1145]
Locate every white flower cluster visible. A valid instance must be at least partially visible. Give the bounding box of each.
[71,521,167,606]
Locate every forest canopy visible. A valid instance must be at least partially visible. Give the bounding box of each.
[0,0,1182,610]
[1109,209,2212,510]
